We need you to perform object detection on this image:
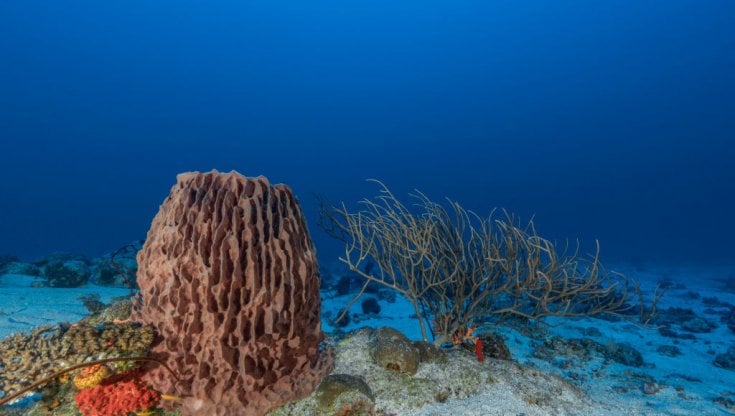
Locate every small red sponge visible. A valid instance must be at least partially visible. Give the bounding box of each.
[74,373,160,416]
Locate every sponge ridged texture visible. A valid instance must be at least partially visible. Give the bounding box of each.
[132,170,332,416]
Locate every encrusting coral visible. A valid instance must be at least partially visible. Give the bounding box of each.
[0,321,154,400]
[0,356,178,411]
[132,170,333,416]
[73,364,110,390]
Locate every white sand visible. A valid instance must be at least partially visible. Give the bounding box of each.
[0,274,130,339]
[320,262,735,415]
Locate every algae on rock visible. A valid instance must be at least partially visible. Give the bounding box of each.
[315,374,375,416]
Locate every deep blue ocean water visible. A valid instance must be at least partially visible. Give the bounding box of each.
[1,3,735,414]
[1,1,734,268]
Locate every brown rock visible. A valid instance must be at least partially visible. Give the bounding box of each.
[132,170,333,416]
[413,340,447,363]
[315,374,374,415]
[372,327,420,375]
[478,332,512,360]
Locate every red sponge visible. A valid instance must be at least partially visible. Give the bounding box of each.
[74,373,160,416]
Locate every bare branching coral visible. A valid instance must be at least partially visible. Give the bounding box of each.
[320,180,658,346]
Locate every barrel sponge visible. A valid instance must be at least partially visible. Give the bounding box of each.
[131,170,333,416]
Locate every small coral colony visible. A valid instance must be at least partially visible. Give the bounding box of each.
[0,170,655,415]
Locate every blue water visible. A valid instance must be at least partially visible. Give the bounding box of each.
[1,3,735,414]
[1,2,734,265]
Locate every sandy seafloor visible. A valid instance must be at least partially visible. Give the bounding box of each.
[1,264,734,415]
[317,263,735,415]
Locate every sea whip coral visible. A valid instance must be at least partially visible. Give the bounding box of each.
[132,171,333,416]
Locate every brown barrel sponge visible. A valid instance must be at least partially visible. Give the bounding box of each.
[131,170,333,416]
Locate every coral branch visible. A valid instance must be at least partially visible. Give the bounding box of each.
[320,180,659,346]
